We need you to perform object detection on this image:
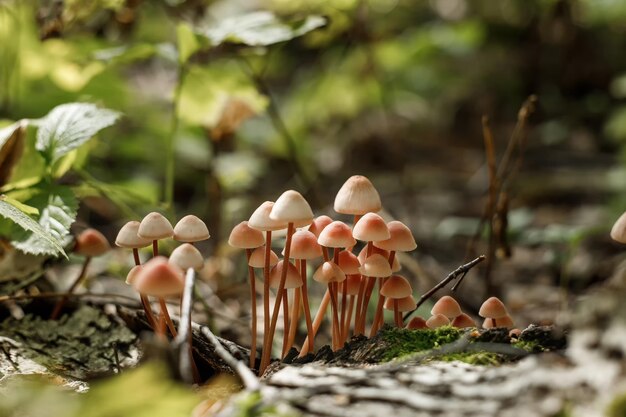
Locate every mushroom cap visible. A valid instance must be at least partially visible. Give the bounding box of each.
[125,265,142,285]
[405,316,428,330]
[611,211,626,243]
[426,314,450,329]
[353,212,390,242]
[169,243,204,271]
[248,201,287,232]
[269,190,314,226]
[228,221,265,249]
[478,297,508,319]
[451,313,476,328]
[248,245,279,268]
[380,275,412,299]
[431,296,462,319]
[337,250,361,275]
[308,215,333,238]
[284,230,322,260]
[269,260,303,289]
[75,228,110,257]
[357,246,401,272]
[338,274,362,295]
[373,221,417,252]
[359,253,392,277]
[384,295,416,311]
[317,221,356,248]
[116,221,151,249]
[132,257,184,297]
[173,215,210,242]
[333,175,382,215]
[313,261,346,284]
[509,328,522,338]
[138,212,174,240]
[482,314,514,329]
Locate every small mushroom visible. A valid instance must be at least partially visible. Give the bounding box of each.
[406,316,428,330]
[169,243,204,271]
[313,261,346,350]
[380,275,413,327]
[116,221,151,265]
[451,313,476,328]
[173,215,210,243]
[483,314,514,329]
[383,294,416,328]
[138,212,174,257]
[478,297,509,328]
[426,314,450,329]
[431,296,462,320]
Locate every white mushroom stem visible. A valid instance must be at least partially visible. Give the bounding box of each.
[299,290,330,357]
[245,249,258,370]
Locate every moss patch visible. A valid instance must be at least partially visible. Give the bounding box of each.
[436,351,504,366]
[379,326,461,361]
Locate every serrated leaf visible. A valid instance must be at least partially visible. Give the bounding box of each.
[10,187,77,257]
[199,11,326,47]
[35,103,120,162]
[0,196,66,257]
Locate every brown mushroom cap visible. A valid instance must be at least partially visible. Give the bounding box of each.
[353,213,390,242]
[75,228,110,257]
[509,328,522,338]
[359,253,392,277]
[248,245,279,268]
[338,274,362,295]
[125,265,142,285]
[373,221,417,252]
[451,313,476,328]
[431,296,462,319]
[116,221,151,249]
[133,257,184,297]
[483,315,514,329]
[380,275,412,299]
[337,250,361,275]
[611,211,626,243]
[138,212,174,240]
[169,243,204,271]
[406,316,428,330]
[269,190,314,227]
[357,246,401,272]
[248,201,287,231]
[384,294,416,311]
[269,260,303,289]
[173,215,210,242]
[228,221,265,249]
[317,221,356,248]
[313,261,346,284]
[426,314,450,329]
[284,230,322,260]
[308,215,334,238]
[478,297,508,319]
[333,175,382,215]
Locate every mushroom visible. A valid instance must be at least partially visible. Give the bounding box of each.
[357,252,391,334]
[431,296,462,320]
[380,275,413,327]
[384,294,416,326]
[406,316,428,330]
[610,211,626,243]
[248,245,279,268]
[426,314,450,329]
[269,260,303,357]
[169,243,204,272]
[357,246,401,272]
[483,314,514,329]
[313,261,346,350]
[138,212,174,257]
[451,313,476,328]
[333,175,382,217]
[478,297,509,328]
[116,220,151,265]
[50,228,110,319]
[307,215,334,261]
[173,215,210,243]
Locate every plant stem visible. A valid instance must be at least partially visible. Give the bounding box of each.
[245,249,258,370]
[50,257,92,320]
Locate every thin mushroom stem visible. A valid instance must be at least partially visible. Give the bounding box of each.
[328,282,341,351]
[286,286,301,354]
[131,248,157,329]
[393,299,401,327]
[343,294,355,342]
[159,298,178,337]
[281,290,290,357]
[50,257,92,320]
[133,248,141,266]
[157,304,167,340]
[492,318,496,327]
[245,249,258,370]
[299,259,314,353]
[354,241,374,334]
[370,251,396,336]
[152,240,159,257]
[331,249,341,348]
[261,231,272,372]
[299,289,330,357]
[359,276,377,334]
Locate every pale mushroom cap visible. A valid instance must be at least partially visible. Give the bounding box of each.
[333,175,382,215]
[169,243,204,271]
[353,212,390,242]
[269,260,303,289]
[611,211,626,243]
[173,215,210,242]
[357,246,401,271]
[313,261,346,284]
[451,313,476,328]
[482,315,514,329]
[248,245,279,268]
[75,228,110,257]
[248,201,287,231]
[359,253,392,277]
[478,297,508,319]
[426,314,450,329]
[384,295,417,311]
[116,221,152,248]
[337,250,361,275]
[308,215,333,238]
[431,296,462,319]
[133,257,184,297]
[373,221,417,252]
[380,275,413,299]
[317,221,356,248]
[269,190,314,226]
[285,230,322,260]
[138,212,174,240]
[125,265,142,285]
[338,274,362,295]
[228,221,265,249]
[406,317,428,330]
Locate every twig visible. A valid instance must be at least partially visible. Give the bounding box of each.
[0,291,141,306]
[174,268,195,384]
[403,255,486,321]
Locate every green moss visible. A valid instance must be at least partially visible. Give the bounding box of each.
[607,392,626,417]
[436,351,504,366]
[380,326,461,361]
[512,339,546,353]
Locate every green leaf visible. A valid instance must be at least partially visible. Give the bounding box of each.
[34,103,120,163]
[0,196,66,257]
[10,186,77,257]
[199,11,326,47]
[177,23,200,64]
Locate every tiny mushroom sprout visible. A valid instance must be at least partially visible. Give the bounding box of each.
[610,211,626,243]
[132,256,184,338]
[431,296,462,320]
[452,313,477,328]
[260,190,313,374]
[307,215,334,260]
[384,294,416,323]
[313,261,347,350]
[380,275,413,327]
[125,265,142,286]
[173,215,210,243]
[51,228,110,319]
[483,314,515,329]
[116,220,152,265]
[169,243,204,271]
[426,314,450,329]
[248,245,279,268]
[358,246,401,272]
[406,316,428,330]
[479,297,509,328]
[357,250,391,335]
[138,212,174,256]
[228,221,265,369]
[269,260,304,357]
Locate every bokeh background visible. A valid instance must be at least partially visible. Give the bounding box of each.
[2,0,626,344]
